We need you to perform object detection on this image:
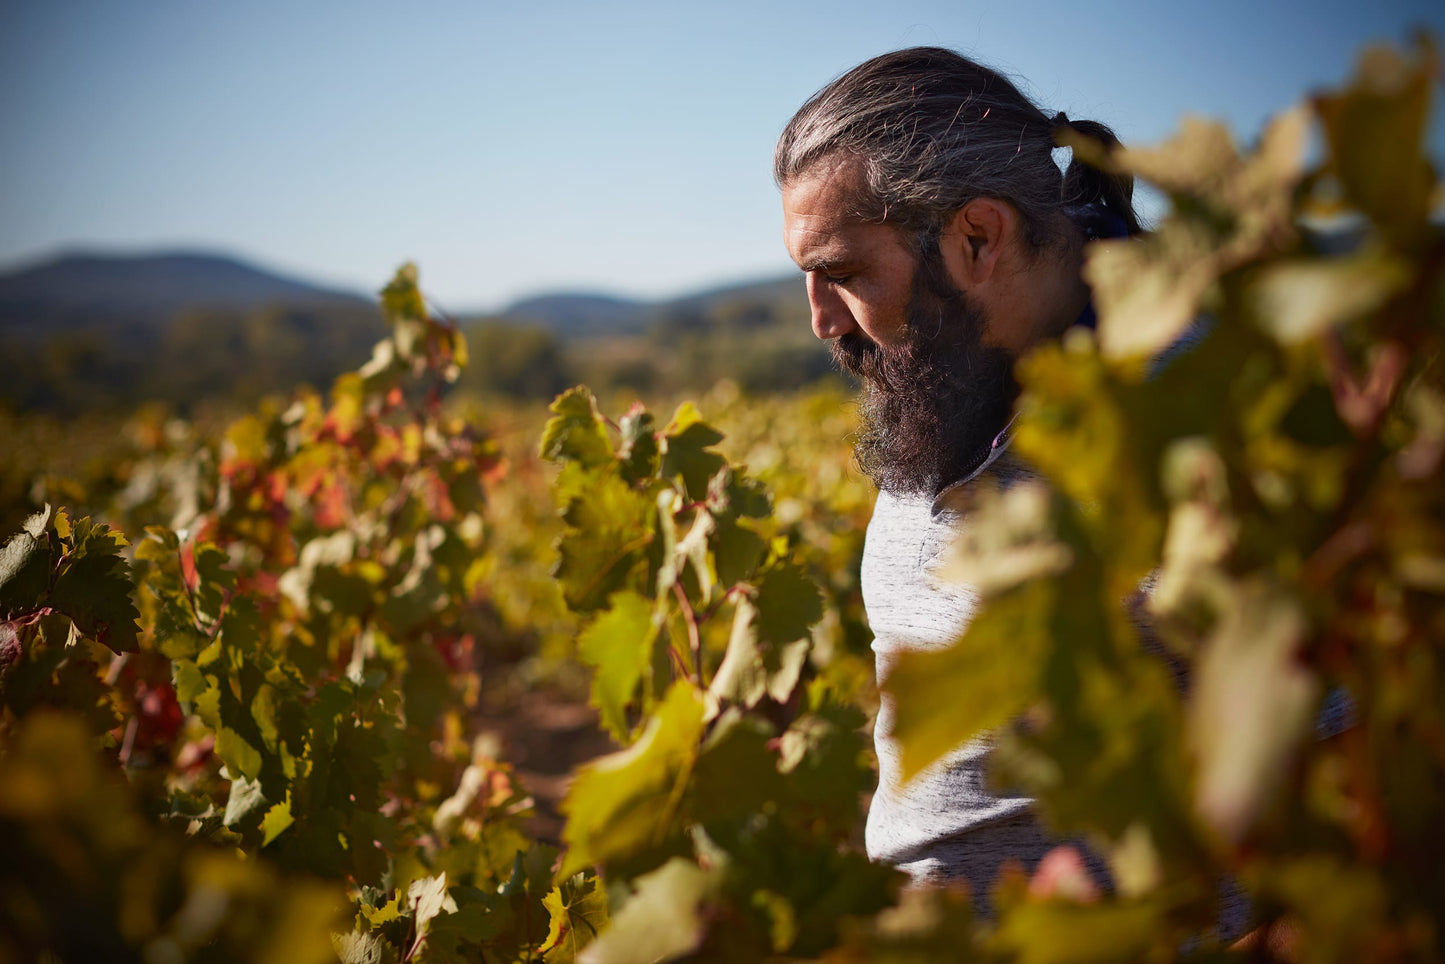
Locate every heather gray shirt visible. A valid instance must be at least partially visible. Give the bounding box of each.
[861,318,1218,898]
[862,447,1065,900]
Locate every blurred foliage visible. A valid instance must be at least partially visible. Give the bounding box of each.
[0,711,346,964]
[889,37,1445,961]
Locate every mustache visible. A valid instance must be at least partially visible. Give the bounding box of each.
[830,325,966,406]
[830,332,878,378]
[831,332,926,391]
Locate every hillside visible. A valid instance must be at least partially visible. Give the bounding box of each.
[493,275,807,338]
[499,292,650,337]
[0,251,384,414]
[471,272,828,399]
[0,251,370,332]
[0,250,830,413]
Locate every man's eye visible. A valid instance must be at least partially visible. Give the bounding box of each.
[824,273,852,286]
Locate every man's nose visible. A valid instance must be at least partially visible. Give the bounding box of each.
[805,274,857,340]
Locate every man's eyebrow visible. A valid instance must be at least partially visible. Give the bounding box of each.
[798,251,850,274]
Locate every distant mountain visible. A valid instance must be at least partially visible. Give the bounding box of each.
[0,249,806,339]
[0,248,822,413]
[500,292,650,336]
[666,276,805,314]
[0,251,370,330]
[495,274,807,337]
[0,251,384,414]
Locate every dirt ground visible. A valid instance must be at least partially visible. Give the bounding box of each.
[478,681,617,844]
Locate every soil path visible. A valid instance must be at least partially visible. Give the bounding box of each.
[478,683,617,844]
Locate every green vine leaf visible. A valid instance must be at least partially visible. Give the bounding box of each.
[575,858,714,964]
[541,386,614,469]
[560,680,706,877]
[578,591,659,743]
[540,873,610,964]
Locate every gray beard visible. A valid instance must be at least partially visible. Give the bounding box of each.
[831,249,1017,496]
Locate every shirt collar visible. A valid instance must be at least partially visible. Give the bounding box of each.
[930,411,1020,518]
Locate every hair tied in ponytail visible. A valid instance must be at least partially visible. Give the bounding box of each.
[1050,112,1073,176]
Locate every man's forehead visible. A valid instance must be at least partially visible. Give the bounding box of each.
[782,156,888,268]
[783,155,871,228]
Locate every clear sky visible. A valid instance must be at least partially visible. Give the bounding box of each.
[1,0,1440,312]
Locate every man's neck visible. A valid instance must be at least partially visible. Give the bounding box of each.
[975,238,1090,355]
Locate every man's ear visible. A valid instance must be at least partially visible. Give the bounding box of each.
[938,198,1016,289]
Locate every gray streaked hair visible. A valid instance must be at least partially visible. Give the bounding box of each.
[774,47,1141,252]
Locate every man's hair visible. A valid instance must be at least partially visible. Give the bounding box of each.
[774,47,1141,252]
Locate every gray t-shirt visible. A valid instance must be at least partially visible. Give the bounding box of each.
[862,448,1066,902]
[860,317,1215,899]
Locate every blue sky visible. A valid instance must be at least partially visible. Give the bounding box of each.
[1,0,1440,311]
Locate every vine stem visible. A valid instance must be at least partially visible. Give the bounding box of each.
[177,545,206,634]
[701,584,745,624]
[665,644,690,681]
[672,582,704,686]
[118,715,139,767]
[104,652,129,686]
[1322,331,1405,437]
[10,606,57,628]
[403,891,423,962]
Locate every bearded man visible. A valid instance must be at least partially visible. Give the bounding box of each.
[776,47,1141,901]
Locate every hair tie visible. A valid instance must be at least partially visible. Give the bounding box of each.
[1052,110,1071,129]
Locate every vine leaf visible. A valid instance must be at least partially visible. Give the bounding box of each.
[1249,250,1411,345]
[752,561,823,646]
[1085,106,1308,362]
[617,408,659,484]
[333,931,399,964]
[1314,43,1437,248]
[223,775,268,828]
[61,534,140,652]
[688,708,782,823]
[560,680,705,877]
[888,581,1053,783]
[578,592,658,742]
[708,560,820,707]
[1189,581,1318,844]
[0,505,53,618]
[261,795,295,846]
[710,518,765,589]
[576,858,714,964]
[542,387,614,469]
[661,403,726,501]
[541,873,610,964]
[216,726,264,782]
[3,509,141,654]
[408,873,457,939]
[709,597,809,709]
[554,474,654,613]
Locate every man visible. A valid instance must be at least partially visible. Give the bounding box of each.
[775,48,1140,900]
